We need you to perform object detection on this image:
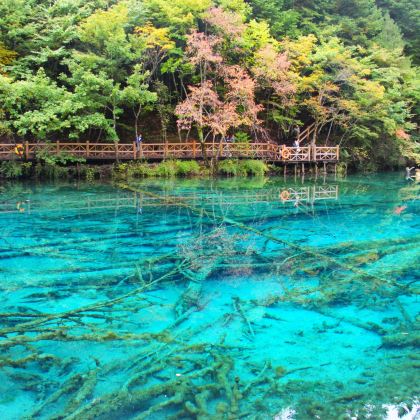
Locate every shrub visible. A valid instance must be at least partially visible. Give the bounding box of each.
[85,166,98,182]
[218,159,241,176]
[234,131,251,143]
[240,160,269,176]
[112,162,129,179]
[175,160,201,176]
[129,162,155,177]
[155,160,177,177]
[35,146,85,166]
[0,161,32,179]
[218,159,268,176]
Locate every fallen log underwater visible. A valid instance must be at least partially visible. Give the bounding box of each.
[0,181,418,419]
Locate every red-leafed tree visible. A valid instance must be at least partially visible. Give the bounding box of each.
[205,7,246,40]
[175,21,264,163]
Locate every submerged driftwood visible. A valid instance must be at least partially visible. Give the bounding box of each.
[1,181,417,419]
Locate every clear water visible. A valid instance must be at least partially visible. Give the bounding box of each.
[0,173,418,419]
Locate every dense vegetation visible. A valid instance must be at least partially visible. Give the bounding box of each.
[0,0,419,169]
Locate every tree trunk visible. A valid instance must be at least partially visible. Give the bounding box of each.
[197,127,208,165]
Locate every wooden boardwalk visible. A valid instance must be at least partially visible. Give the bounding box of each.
[0,141,339,163]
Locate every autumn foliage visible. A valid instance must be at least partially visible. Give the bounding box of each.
[0,0,418,166]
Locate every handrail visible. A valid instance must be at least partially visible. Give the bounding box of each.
[0,141,339,162]
[297,122,316,144]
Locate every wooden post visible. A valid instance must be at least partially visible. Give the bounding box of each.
[323,162,327,174]
[336,145,340,161]
[302,163,305,174]
[115,143,119,161]
[86,141,90,158]
[192,140,196,158]
[25,141,29,160]
[139,142,143,159]
[164,142,168,159]
[133,141,136,159]
[56,140,60,154]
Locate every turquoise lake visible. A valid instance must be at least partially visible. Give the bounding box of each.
[0,173,418,419]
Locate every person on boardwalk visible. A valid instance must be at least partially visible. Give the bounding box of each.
[135,133,143,151]
[224,134,232,157]
[293,126,301,151]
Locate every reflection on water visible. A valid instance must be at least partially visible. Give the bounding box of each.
[0,174,418,419]
[0,183,339,214]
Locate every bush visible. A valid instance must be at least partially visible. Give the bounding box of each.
[35,146,85,166]
[112,158,268,179]
[240,160,269,176]
[234,131,251,143]
[175,160,201,176]
[218,159,268,176]
[0,161,32,179]
[154,161,177,177]
[130,162,155,177]
[218,159,243,176]
[112,162,129,179]
[32,145,86,179]
[85,166,98,182]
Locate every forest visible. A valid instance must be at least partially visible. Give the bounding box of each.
[0,0,419,170]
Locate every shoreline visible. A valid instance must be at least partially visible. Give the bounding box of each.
[0,159,352,181]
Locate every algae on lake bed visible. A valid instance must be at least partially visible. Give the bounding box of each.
[0,173,418,419]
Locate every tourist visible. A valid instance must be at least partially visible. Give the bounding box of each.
[224,134,232,157]
[293,138,301,152]
[135,133,143,151]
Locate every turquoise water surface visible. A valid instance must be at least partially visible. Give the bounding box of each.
[0,173,419,419]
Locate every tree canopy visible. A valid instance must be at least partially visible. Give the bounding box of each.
[0,0,418,167]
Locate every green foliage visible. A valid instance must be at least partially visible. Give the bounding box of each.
[84,166,98,182]
[376,0,420,63]
[0,70,74,139]
[239,159,269,176]
[218,159,268,176]
[33,145,86,179]
[0,0,418,169]
[175,160,201,175]
[0,161,31,179]
[218,159,245,176]
[154,160,177,177]
[35,146,86,166]
[113,160,202,179]
[234,131,251,143]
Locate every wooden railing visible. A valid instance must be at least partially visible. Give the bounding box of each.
[0,142,339,162]
[297,122,316,144]
[279,185,339,203]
